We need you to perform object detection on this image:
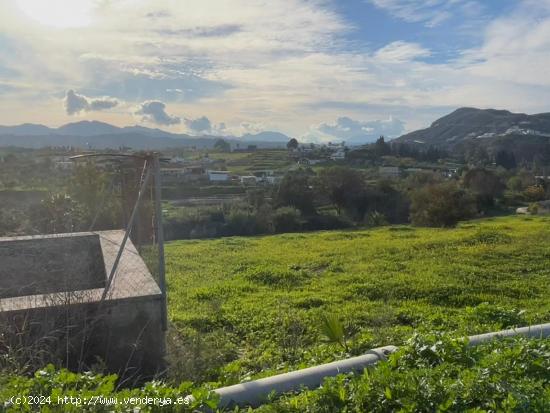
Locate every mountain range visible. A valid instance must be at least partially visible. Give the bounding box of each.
[0,121,291,150]
[2,108,550,152]
[394,107,550,149]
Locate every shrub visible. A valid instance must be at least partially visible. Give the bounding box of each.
[272,207,302,233]
[528,202,540,215]
[524,185,546,202]
[410,182,476,227]
[364,211,388,227]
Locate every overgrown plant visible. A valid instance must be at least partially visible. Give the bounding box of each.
[320,314,349,352]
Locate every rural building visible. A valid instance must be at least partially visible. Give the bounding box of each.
[240,175,258,185]
[379,166,401,178]
[0,231,165,379]
[330,149,346,161]
[207,170,230,182]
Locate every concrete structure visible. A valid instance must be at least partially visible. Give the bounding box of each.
[379,166,401,178]
[0,230,164,379]
[207,170,230,182]
[240,175,258,185]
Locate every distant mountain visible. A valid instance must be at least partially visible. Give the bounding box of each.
[394,107,550,148]
[57,120,122,136]
[0,121,290,149]
[241,131,290,143]
[0,123,54,136]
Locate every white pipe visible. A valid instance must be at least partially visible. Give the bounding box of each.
[195,323,550,409]
[467,322,550,346]
[213,346,396,408]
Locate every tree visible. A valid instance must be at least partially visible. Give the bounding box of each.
[68,162,120,230]
[318,166,365,215]
[214,138,231,152]
[374,136,391,157]
[272,207,302,233]
[275,171,315,214]
[495,150,517,170]
[287,138,299,150]
[410,182,476,227]
[464,144,490,166]
[463,168,505,210]
[523,185,546,202]
[29,193,81,234]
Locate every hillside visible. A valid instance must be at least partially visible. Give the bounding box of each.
[395,107,550,150]
[165,216,550,384]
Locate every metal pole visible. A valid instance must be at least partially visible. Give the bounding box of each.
[153,153,168,331]
[101,160,151,301]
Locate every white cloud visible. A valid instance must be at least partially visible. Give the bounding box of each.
[367,0,482,27]
[135,100,180,125]
[1,0,550,135]
[306,116,406,144]
[375,41,431,62]
[63,89,118,115]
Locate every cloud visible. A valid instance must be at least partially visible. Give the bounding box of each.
[156,24,242,38]
[306,116,406,144]
[2,0,550,135]
[367,0,482,27]
[184,116,212,133]
[63,89,118,115]
[135,100,181,125]
[374,41,431,62]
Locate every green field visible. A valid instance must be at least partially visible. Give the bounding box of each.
[2,216,549,412]
[165,215,550,386]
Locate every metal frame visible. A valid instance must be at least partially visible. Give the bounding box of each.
[71,152,168,330]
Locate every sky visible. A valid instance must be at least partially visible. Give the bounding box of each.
[1,0,550,143]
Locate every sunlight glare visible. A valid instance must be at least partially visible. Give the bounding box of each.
[16,0,94,28]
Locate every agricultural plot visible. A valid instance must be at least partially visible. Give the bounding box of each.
[2,216,549,412]
[165,215,550,387]
[225,150,294,174]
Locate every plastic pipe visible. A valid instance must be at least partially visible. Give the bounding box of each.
[193,323,550,409]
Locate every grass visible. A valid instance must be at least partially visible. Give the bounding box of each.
[165,215,550,385]
[1,215,549,412]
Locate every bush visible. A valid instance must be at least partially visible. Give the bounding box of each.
[524,185,546,202]
[301,214,351,231]
[272,207,302,233]
[223,210,267,236]
[364,211,388,227]
[410,182,476,227]
[528,202,540,215]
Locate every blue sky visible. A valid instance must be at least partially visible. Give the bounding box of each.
[338,1,517,61]
[1,0,550,143]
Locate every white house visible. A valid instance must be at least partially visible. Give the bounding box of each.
[240,176,258,185]
[207,170,230,182]
[379,166,400,178]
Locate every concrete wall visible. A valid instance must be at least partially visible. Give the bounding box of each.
[0,231,165,381]
[1,296,165,380]
[0,234,106,299]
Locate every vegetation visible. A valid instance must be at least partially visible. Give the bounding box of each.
[164,216,550,388]
[0,365,218,412]
[253,335,550,412]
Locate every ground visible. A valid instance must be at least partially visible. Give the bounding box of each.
[165,215,550,385]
